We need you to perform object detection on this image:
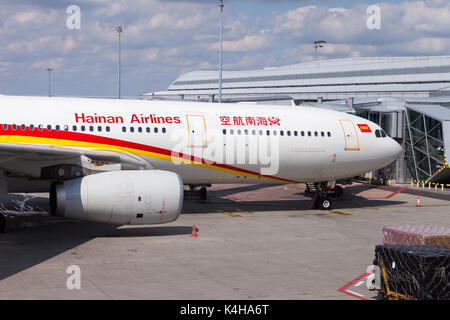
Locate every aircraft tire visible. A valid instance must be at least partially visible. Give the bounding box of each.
[319,197,332,210]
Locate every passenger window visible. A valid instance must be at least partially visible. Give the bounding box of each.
[162,128,166,133]
[122,127,126,133]
[146,127,150,133]
[321,131,324,137]
[72,125,77,131]
[98,126,102,132]
[244,129,248,135]
[308,131,311,137]
[106,127,110,132]
[55,125,60,131]
[154,128,158,133]
[230,129,234,135]
[89,126,94,132]
[301,131,305,136]
[287,131,291,136]
[3,124,7,130]
[47,125,51,131]
[252,130,256,135]
[259,130,263,135]
[64,125,69,131]
[273,131,277,136]
[130,127,135,133]
[38,125,43,131]
[280,131,284,136]
[294,131,298,136]
[138,127,143,133]
[11,124,17,130]
[81,126,86,132]
[30,125,35,131]
[223,129,226,135]
[314,131,318,137]
[266,130,270,136]
[21,124,26,131]
[327,132,331,137]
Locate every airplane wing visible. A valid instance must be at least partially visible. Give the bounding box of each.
[0,142,153,180]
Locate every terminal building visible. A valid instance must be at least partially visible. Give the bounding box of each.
[144,56,450,184]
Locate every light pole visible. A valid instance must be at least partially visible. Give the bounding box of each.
[114,26,123,99]
[313,40,326,61]
[218,0,224,103]
[46,68,53,97]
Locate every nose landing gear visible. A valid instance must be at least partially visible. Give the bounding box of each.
[310,181,344,210]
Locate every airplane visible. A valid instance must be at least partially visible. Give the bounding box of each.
[0,95,402,230]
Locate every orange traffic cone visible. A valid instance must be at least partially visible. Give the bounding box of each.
[191,224,198,238]
[416,197,421,207]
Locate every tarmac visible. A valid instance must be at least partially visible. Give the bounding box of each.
[0,182,449,300]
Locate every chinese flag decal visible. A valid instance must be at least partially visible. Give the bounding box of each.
[357,124,372,133]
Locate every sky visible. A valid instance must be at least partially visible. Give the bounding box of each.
[0,0,450,98]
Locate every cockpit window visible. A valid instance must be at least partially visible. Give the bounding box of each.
[375,129,381,138]
[381,130,387,138]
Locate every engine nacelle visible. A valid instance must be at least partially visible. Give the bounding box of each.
[50,170,183,225]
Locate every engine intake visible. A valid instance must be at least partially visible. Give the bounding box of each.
[50,170,183,225]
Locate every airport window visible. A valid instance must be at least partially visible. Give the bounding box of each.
[154,128,158,133]
[98,126,102,132]
[81,126,86,132]
[130,127,135,133]
[122,127,126,133]
[162,128,166,134]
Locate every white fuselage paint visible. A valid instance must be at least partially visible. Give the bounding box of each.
[0,96,402,184]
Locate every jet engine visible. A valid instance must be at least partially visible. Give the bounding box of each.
[50,170,183,225]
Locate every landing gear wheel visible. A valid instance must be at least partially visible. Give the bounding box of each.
[319,197,333,210]
[199,187,207,201]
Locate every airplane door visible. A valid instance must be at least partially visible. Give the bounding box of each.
[339,119,360,150]
[186,115,207,148]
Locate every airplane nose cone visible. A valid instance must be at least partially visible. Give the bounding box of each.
[390,138,403,160]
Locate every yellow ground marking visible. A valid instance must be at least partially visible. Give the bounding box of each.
[325,210,355,216]
[223,212,246,218]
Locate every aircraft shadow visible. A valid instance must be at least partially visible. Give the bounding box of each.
[0,194,193,282]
